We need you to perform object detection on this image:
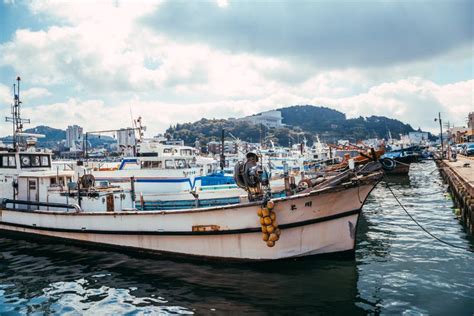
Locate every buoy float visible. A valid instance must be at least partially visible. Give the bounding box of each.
[269,233,279,242]
[257,200,281,247]
[270,212,276,221]
[264,216,272,225]
[266,200,275,210]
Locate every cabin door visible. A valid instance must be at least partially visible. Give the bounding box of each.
[106,194,114,212]
[27,178,39,210]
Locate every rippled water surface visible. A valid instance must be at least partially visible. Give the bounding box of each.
[1,161,473,315]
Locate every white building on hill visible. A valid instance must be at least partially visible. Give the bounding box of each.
[240,110,283,128]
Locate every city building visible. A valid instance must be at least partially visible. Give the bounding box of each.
[239,110,283,128]
[65,125,83,150]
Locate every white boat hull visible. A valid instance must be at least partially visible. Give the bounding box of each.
[0,181,377,261]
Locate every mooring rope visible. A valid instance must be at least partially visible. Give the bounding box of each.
[383,174,474,253]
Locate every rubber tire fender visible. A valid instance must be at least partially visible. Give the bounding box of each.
[381,158,395,170]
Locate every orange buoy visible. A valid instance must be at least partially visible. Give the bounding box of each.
[270,212,276,221]
[263,217,272,225]
[259,217,265,225]
[269,233,279,241]
[257,208,263,217]
[262,233,269,241]
[267,225,275,233]
[261,225,268,233]
[266,240,275,247]
[262,208,270,217]
[267,200,275,210]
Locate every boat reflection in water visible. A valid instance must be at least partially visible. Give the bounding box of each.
[0,235,370,314]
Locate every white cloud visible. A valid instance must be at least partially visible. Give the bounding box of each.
[0,1,471,139]
[0,84,11,104]
[0,78,467,138]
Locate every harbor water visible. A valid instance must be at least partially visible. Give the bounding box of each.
[0,161,473,315]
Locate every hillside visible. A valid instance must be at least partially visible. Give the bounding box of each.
[166,105,417,146]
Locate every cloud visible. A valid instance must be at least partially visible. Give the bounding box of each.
[143,1,473,68]
[0,78,467,138]
[0,83,11,104]
[0,1,471,140]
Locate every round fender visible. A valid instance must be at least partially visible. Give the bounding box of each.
[381,158,395,170]
[298,179,313,189]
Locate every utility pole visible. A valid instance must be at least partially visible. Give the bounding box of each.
[220,128,225,172]
[435,112,443,159]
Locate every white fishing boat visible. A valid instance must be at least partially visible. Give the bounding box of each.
[0,77,382,261]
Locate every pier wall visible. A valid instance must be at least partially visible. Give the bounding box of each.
[436,157,474,234]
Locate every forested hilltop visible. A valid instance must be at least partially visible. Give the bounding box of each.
[166,105,418,146]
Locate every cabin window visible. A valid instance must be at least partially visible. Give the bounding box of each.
[165,160,174,169]
[180,149,192,156]
[1,155,16,168]
[163,148,172,154]
[20,155,31,167]
[32,156,41,167]
[175,159,187,169]
[141,161,163,169]
[50,177,57,185]
[8,156,15,167]
[19,155,51,168]
[41,156,50,167]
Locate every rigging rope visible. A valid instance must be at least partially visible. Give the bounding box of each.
[383,174,474,253]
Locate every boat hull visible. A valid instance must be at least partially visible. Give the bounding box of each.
[0,180,378,261]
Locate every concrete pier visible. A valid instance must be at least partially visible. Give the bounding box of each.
[436,156,474,234]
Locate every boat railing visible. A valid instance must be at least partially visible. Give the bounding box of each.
[0,198,82,213]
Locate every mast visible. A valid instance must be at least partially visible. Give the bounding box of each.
[5,76,30,150]
[220,128,225,172]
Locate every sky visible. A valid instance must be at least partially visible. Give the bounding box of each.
[0,0,472,137]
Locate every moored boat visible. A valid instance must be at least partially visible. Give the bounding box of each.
[0,164,381,260]
[0,77,383,261]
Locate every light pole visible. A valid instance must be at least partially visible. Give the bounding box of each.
[434,112,443,158]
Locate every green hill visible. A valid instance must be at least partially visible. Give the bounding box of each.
[166,105,418,146]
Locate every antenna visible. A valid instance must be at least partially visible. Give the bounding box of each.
[5,76,30,150]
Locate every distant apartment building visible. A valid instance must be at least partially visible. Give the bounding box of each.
[239,110,283,128]
[65,125,83,150]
